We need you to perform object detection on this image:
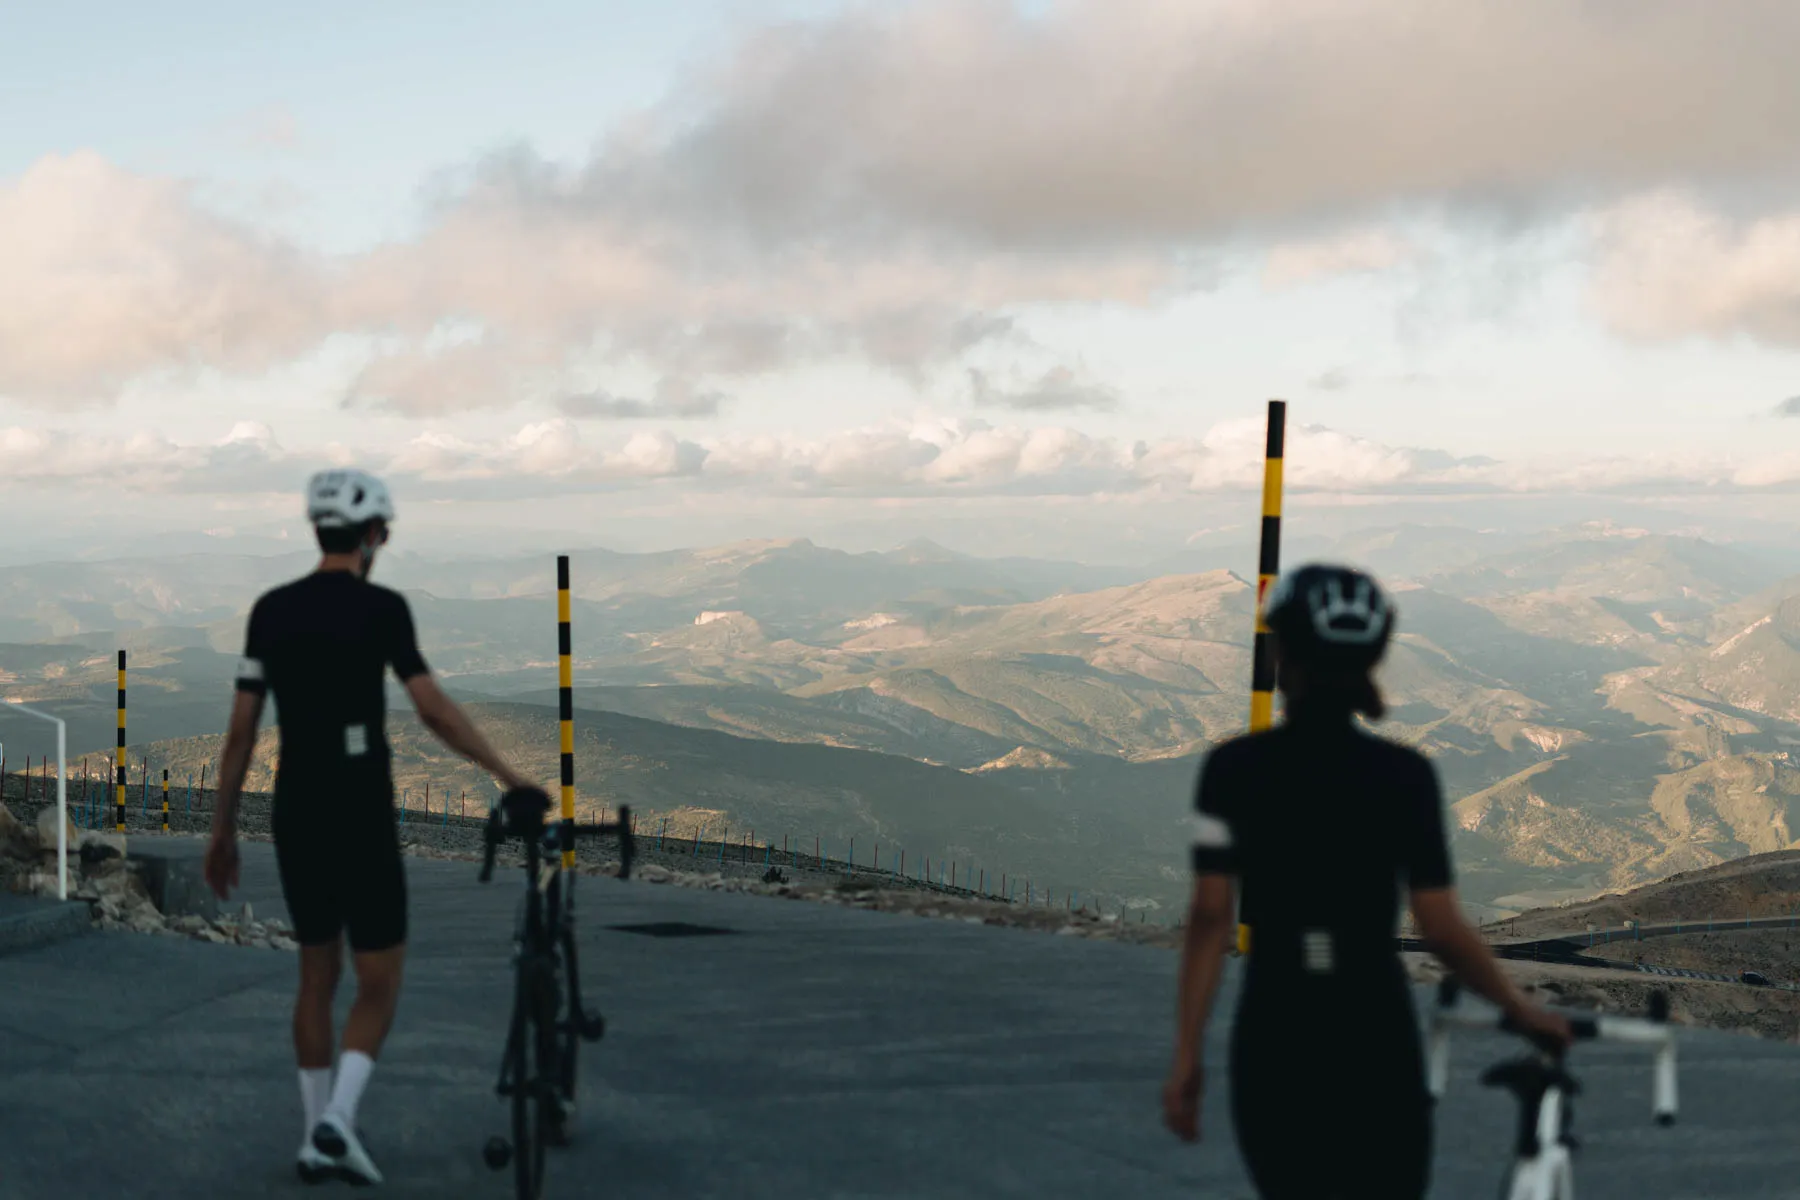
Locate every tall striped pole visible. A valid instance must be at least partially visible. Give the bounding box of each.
[161,769,168,833]
[557,555,576,871]
[115,651,127,833]
[1238,399,1286,955]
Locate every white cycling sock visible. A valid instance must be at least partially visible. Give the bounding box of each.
[299,1068,332,1138]
[324,1051,375,1128]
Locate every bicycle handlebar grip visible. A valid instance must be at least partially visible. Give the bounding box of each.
[1498,1012,1589,1055]
[616,804,634,880]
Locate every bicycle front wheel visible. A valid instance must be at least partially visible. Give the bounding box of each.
[509,955,551,1199]
[557,924,581,1120]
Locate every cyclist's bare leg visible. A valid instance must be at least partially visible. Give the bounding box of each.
[294,937,343,1069]
[340,943,407,1058]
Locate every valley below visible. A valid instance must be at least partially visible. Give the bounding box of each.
[9,525,1800,918]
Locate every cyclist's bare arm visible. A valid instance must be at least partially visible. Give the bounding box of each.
[404,674,530,792]
[1412,886,1568,1044]
[1172,874,1236,1064]
[211,689,265,837]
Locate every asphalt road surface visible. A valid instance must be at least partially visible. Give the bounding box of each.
[1,841,1797,1199]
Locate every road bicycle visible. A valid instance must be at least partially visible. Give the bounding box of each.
[477,790,634,1199]
[1426,978,1678,1200]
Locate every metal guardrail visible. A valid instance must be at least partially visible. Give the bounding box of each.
[1398,935,1797,991]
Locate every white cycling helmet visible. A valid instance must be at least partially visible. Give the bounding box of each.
[306,469,394,530]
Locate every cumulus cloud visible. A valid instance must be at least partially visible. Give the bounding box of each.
[8,2,1800,404]
[0,153,327,402]
[0,420,296,492]
[344,337,543,415]
[1590,192,1800,345]
[623,0,1800,247]
[384,420,706,489]
[967,365,1117,412]
[15,414,1800,504]
[1265,230,1415,289]
[559,377,726,420]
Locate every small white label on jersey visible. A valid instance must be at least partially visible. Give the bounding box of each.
[345,724,369,757]
[1303,929,1335,974]
[1189,812,1233,848]
[235,657,263,682]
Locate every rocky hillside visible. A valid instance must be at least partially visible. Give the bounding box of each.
[1486,850,1800,940]
[113,701,1200,917]
[9,527,1800,912]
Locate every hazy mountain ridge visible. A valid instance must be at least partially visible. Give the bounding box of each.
[126,701,1196,914]
[10,526,1800,910]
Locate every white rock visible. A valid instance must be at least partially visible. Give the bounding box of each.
[0,804,33,860]
[34,808,76,854]
[636,865,673,884]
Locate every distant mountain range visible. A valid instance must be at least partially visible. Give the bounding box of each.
[8,523,1800,914]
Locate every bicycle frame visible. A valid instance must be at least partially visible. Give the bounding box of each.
[477,798,634,1197]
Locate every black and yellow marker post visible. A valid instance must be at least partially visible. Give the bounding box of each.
[161,768,169,833]
[115,650,127,833]
[557,555,576,871]
[1237,399,1286,955]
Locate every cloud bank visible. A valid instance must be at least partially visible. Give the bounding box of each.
[8,415,1800,508]
[6,2,1800,407]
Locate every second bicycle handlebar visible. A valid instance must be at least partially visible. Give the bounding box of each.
[1426,978,1678,1125]
[478,797,635,884]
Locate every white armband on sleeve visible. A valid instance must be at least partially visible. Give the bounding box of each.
[235,657,264,686]
[1189,812,1232,848]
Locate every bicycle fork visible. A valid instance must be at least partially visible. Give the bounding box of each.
[1505,1076,1577,1200]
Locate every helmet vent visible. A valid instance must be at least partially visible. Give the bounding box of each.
[1308,578,1389,645]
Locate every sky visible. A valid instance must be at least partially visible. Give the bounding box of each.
[7,0,1800,563]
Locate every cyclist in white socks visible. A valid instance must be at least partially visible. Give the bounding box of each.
[204,470,530,1184]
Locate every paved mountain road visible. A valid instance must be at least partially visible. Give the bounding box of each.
[1,842,1798,1198]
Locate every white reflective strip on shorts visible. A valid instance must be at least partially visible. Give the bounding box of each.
[345,724,369,756]
[235,657,263,682]
[1303,929,1335,974]
[1189,812,1233,848]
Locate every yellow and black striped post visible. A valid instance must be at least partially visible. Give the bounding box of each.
[115,650,127,833]
[1250,399,1286,735]
[557,555,576,870]
[1238,399,1286,955]
[161,768,169,833]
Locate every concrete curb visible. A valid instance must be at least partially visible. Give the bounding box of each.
[0,899,92,957]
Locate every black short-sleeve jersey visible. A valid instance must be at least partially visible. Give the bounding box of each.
[236,571,428,777]
[1191,710,1451,981]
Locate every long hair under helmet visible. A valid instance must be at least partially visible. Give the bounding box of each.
[1263,563,1394,718]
